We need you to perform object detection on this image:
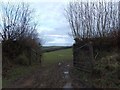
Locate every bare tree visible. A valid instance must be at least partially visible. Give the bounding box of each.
[0,2,39,45]
[65,1,119,40]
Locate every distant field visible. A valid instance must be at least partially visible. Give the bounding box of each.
[42,48,73,65]
[42,46,72,53]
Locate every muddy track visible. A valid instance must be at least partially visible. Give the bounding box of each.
[5,61,73,88]
[4,60,90,88]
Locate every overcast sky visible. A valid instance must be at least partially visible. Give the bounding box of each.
[30,2,74,46]
[0,0,119,45]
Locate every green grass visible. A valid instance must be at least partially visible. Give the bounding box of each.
[3,48,73,87]
[42,48,72,65]
[3,63,40,87]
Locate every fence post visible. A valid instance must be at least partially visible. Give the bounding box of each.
[39,53,42,64]
[36,52,37,61]
[73,43,77,66]
[29,48,32,65]
[89,42,95,68]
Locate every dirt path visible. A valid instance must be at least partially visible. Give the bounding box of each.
[5,60,74,88]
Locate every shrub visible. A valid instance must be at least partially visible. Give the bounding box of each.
[15,52,29,65]
[93,53,120,88]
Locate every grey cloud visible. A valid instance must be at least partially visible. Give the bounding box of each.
[31,2,74,46]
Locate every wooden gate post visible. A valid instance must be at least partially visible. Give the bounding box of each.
[88,42,95,68]
[29,48,32,65]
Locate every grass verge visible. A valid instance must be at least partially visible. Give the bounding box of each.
[3,48,72,87]
[2,63,40,87]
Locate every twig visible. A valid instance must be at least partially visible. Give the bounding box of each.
[95,52,99,59]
